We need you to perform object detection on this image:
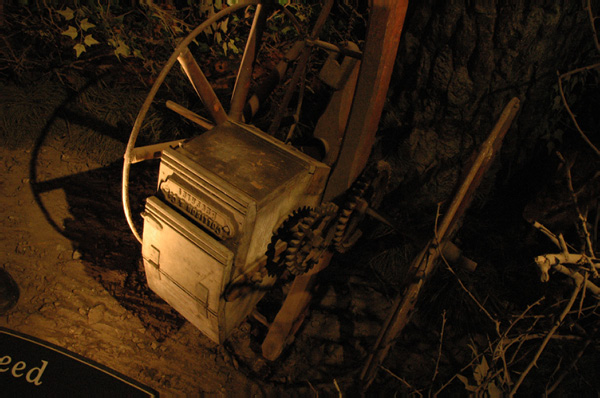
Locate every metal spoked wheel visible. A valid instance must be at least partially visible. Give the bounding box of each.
[122,1,339,243]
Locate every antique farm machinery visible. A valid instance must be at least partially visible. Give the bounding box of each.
[121,0,519,388]
[122,0,407,361]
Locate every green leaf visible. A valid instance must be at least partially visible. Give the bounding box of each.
[473,356,489,385]
[220,17,228,33]
[113,40,131,58]
[80,18,96,32]
[84,34,99,46]
[228,40,239,54]
[61,26,78,40]
[197,42,210,53]
[488,382,503,398]
[57,7,74,21]
[74,43,86,58]
[456,374,477,391]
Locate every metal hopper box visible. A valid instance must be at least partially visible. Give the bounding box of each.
[141,121,328,343]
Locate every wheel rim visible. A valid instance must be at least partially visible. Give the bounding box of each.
[122,1,338,243]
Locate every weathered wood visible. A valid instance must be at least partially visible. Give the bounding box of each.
[177,47,228,125]
[229,4,268,122]
[260,0,410,361]
[129,139,185,164]
[165,100,214,130]
[323,0,409,202]
[360,97,520,390]
[261,251,333,361]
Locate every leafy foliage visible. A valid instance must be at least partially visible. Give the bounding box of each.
[1,1,295,83]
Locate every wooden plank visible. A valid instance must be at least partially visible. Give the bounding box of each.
[323,0,409,201]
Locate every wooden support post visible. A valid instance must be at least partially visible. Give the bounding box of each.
[323,0,409,202]
[261,251,333,361]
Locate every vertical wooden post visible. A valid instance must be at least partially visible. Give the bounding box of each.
[323,0,409,202]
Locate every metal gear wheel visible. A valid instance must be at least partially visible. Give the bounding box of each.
[333,160,391,252]
[283,202,339,276]
[265,207,312,277]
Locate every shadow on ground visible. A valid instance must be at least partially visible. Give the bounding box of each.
[26,77,185,340]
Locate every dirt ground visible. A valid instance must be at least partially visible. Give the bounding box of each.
[0,79,398,397]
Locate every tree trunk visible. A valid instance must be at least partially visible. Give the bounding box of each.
[379,1,594,221]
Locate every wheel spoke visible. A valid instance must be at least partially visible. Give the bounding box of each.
[177,47,228,125]
[229,4,268,122]
[130,140,185,164]
[166,100,215,130]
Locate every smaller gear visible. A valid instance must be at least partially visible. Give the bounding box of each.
[265,207,311,277]
[284,202,338,275]
[333,161,391,252]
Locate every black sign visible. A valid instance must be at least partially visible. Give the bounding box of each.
[0,327,158,397]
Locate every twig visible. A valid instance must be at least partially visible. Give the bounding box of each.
[545,333,594,395]
[556,152,596,256]
[434,337,492,396]
[440,255,499,333]
[550,262,600,297]
[431,310,447,385]
[532,221,561,248]
[307,380,318,398]
[579,271,588,317]
[544,357,563,397]
[492,297,544,387]
[557,66,600,158]
[380,366,422,397]
[503,332,584,352]
[594,202,599,246]
[509,278,584,397]
[587,0,600,53]
[333,379,342,398]
[433,203,500,333]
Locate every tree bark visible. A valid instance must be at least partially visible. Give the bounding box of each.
[379,1,593,217]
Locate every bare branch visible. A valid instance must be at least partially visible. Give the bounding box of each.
[557,66,600,158]
[587,0,600,53]
[509,279,584,397]
[545,333,594,395]
[431,310,447,385]
[380,366,423,397]
[556,152,597,256]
